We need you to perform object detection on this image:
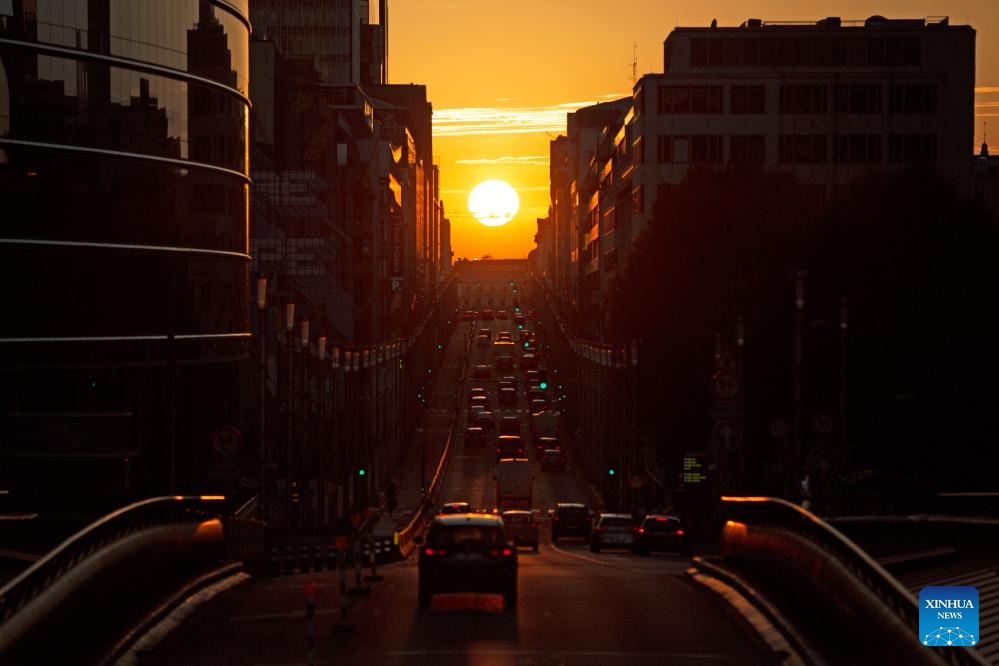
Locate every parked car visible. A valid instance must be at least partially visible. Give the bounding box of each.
[502,510,539,552]
[551,502,591,544]
[590,513,637,553]
[540,448,566,472]
[417,513,518,610]
[632,514,692,556]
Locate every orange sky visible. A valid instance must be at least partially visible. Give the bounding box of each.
[389,1,999,260]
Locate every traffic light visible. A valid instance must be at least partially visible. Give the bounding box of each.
[539,381,548,390]
[607,466,616,476]
[357,466,367,477]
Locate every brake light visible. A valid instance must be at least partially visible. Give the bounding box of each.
[637,528,645,535]
[423,547,447,557]
[488,548,515,558]
[676,529,684,536]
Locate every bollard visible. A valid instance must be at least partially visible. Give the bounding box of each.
[330,549,356,635]
[364,536,384,583]
[305,580,317,666]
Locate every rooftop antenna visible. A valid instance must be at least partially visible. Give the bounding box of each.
[982,121,989,157]
[631,42,638,85]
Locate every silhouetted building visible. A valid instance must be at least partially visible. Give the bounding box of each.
[0,0,252,513]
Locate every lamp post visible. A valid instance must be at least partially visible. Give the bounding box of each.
[331,345,340,520]
[839,297,849,480]
[284,302,295,524]
[299,319,310,527]
[257,277,268,514]
[317,335,326,526]
[792,271,806,499]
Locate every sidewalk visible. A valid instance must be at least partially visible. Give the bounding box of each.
[369,321,470,540]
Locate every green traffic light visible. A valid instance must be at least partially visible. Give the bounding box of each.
[358,468,366,476]
[608,468,616,476]
[539,381,548,390]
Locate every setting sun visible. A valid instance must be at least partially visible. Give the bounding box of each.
[468,179,520,227]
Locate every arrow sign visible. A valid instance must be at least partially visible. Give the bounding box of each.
[713,420,739,450]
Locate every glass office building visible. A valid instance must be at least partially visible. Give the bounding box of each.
[0,1,251,512]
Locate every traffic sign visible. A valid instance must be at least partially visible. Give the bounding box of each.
[769,417,790,440]
[711,369,739,400]
[811,410,835,437]
[210,426,242,457]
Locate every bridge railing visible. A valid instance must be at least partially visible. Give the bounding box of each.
[720,496,990,666]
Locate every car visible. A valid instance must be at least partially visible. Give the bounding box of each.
[464,426,486,447]
[524,370,541,386]
[495,434,525,461]
[480,309,495,320]
[534,435,559,456]
[417,513,518,610]
[468,386,487,402]
[497,331,513,342]
[498,376,517,391]
[477,328,492,340]
[495,355,515,373]
[438,501,472,515]
[520,353,538,370]
[502,510,539,552]
[632,514,693,556]
[496,310,509,320]
[527,387,547,405]
[476,333,491,348]
[529,398,547,414]
[498,386,518,407]
[590,513,637,553]
[514,314,526,328]
[472,364,492,379]
[540,448,566,472]
[467,394,489,416]
[551,502,591,543]
[498,415,521,436]
[474,410,496,430]
[460,310,476,321]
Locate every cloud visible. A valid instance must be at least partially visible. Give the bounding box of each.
[456,155,549,166]
[434,97,628,136]
[976,87,999,94]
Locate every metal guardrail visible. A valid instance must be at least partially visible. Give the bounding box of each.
[720,496,991,666]
[0,495,225,626]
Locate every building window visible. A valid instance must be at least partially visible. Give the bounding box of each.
[779,135,828,164]
[604,206,617,232]
[834,134,882,164]
[658,135,720,163]
[604,247,618,272]
[889,134,937,163]
[730,85,766,113]
[690,135,722,163]
[780,85,827,114]
[730,135,765,163]
[632,186,644,216]
[835,84,883,114]
[890,83,938,113]
[657,85,722,114]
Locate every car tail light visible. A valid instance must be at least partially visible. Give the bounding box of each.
[488,548,514,558]
[423,547,447,557]
[636,527,645,535]
[676,529,685,536]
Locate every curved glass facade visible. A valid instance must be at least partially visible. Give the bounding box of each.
[0,0,251,509]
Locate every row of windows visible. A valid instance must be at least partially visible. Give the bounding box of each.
[0,50,249,172]
[652,134,937,165]
[655,82,937,115]
[687,35,922,69]
[0,0,249,94]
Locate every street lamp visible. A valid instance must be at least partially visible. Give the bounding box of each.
[299,319,310,526]
[792,271,806,499]
[284,302,295,524]
[257,277,268,514]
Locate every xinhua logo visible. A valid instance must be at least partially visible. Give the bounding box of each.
[919,586,979,647]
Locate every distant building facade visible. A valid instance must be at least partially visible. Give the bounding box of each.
[547,15,977,340]
[0,0,252,511]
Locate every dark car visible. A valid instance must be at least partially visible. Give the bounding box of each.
[498,386,518,408]
[534,435,559,456]
[474,410,496,430]
[472,364,492,379]
[498,415,521,436]
[438,501,472,515]
[520,353,538,370]
[501,510,539,552]
[495,355,515,373]
[495,434,525,462]
[464,426,486,447]
[540,448,566,472]
[417,513,518,610]
[590,513,637,553]
[551,502,591,544]
[632,515,692,556]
